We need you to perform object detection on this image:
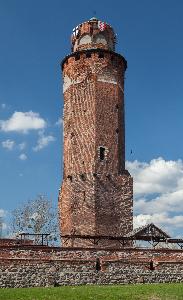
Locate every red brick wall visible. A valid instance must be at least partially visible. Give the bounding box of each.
[58,20,133,247]
[0,238,33,246]
[1,245,183,262]
[71,18,116,52]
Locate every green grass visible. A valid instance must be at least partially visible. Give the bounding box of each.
[0,284,183,300]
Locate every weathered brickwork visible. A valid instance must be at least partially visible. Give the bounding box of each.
[58,18,133,247]
[1,246,183,287]
[71,18,116,52]
[1,19,182,289]
[0,239,33,246]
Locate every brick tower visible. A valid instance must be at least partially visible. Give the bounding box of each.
[58,18,133,248]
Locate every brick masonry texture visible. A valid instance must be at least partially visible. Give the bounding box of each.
[58,19,133,247]
[71,18,116,52]
[1,246,183,287]
[0,239,33,246]
[1,20,182,289]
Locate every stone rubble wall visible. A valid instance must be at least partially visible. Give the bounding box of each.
[0,246,183,287]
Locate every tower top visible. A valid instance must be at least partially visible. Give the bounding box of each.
[71,18,116,52]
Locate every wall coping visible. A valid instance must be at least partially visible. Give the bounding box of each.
[0,245,183,253]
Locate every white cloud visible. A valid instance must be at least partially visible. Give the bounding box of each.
[0,209,6,218]
[19,153,27,160]
[128,157,183,236]
[127,157,183,195]
[55,117,63,126]
[0,111,46,133]
[133,213,175,229]
[2,222,7,231]
[18,142,26,150]
[33,132,56,151]
[135,189,183,215]
[2,139,15,150]
[0,210,8,237]
[133,214,152,228]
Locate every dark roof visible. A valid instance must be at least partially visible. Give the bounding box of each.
[90,17,98,21]
[125,223,170,239]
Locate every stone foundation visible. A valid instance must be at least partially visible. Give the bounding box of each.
[0,245,183,287]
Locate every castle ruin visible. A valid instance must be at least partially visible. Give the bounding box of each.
[0,18,183,288]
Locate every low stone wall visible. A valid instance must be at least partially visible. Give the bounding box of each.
[0,245,183,287]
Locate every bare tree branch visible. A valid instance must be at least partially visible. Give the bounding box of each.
[11,195,59,245]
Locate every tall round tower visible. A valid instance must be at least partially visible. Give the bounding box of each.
[59,18,133,248]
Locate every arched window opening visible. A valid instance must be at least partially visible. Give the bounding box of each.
[79,34,92,45]
[94,33,107,46]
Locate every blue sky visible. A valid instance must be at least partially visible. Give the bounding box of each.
[0,0,183,237]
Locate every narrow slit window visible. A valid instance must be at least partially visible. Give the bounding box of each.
[83,191,86,202]
[150,260,155,271]
[99,147,105,161]
[116,128,119,134]
[75,54,80,61]
[96,258,101,271]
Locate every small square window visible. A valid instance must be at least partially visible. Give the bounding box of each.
[98,53,104,59]
[86,52,91,58]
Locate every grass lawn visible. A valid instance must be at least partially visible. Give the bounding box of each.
[0,284,183,300]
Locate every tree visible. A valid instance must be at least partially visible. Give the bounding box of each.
[11,195,59,245]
